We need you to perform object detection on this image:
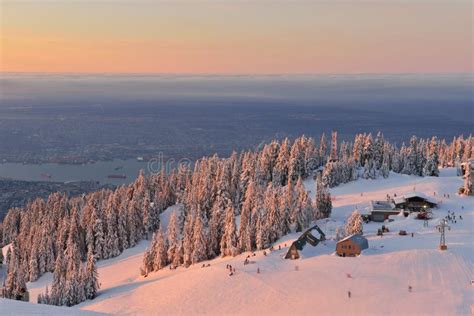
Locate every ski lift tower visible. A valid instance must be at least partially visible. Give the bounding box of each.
[436,218,450,250]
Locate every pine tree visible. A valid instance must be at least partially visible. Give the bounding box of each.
[291,178,309,232]
[151,226,168,270]
[255,211,268,250]
[315,173,332,218]
[363,133,374,163]
[423,137,439,177]
[288,139,305,185]
[463,168,473,195]
[2,241,28,301]
[391,149,403,173]
[353,134,364,166]
[141,248,154,276]
[402,136,420,175]
[182,212,194,267]
[83,247,99,300]
[363,159,376,179]
[173,239,184,268]
[28,241,40,282]
[105,196,120,259]
[49,246,65,305]
[373,132,385,169]
[239,180,256,252]
[64,207,83,306]
[273,138,290,186]
[345,210,363,235]
[91,207,105,259]
[117,193,130,252]
[166,211,181,267]
[278,185,291,236]
[381,154,390,178]
[321,162,333,187]
[220,204,239,257]
[264,183,281,244]
[191,209,208,265]
[142,190,153,238]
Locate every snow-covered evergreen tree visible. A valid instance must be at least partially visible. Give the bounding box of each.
[152,226,168,270]
[402,136,420,175]
[291,178,311,232]
[191,208,208,265]
[345,210,363,236]
[105,195,120,259]
[255,211,269,250]
[363,159,376,180]
[263,183,281,244]
[315,173,332,218]
[288,139,305,185]
[83,247,99,300]
[423,137,439,177]
[2,241,29,301]
[273,138,290,186]
[220,204,239,257]
[166,211,181,267]
[462,168,473,195]
[181,212,194,267]
[239,179,257,252]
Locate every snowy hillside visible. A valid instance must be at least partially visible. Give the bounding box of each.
[0,298,106,316]
[17,168,473,315]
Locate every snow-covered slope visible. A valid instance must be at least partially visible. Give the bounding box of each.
[17,169,474,315]
[0,298,107,316]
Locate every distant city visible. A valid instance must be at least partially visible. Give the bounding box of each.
[1,74,472,165]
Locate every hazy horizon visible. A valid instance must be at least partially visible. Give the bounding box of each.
[2,0,472,73]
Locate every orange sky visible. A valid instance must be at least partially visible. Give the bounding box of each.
[1,1,472,74]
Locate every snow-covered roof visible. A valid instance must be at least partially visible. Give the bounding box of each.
[337,234,369,249]
[370,200,396,211]
[359,207,372,215]
[393,196,405,205]
[393,191,437,205]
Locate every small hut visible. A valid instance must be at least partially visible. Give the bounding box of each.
[285,224,326,260]
[285,240,305,260]
[336,234,368,257]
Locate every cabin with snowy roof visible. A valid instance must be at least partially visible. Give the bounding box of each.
[393,192,437,212]
[336,234,368,257]
[369,200,403,222]
[285,224,326,260]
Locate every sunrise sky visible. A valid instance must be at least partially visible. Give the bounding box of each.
[1,0,472,74]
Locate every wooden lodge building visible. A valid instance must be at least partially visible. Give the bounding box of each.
[336,234,368,257]
[393,192,437,212]
[369,192,438,222]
